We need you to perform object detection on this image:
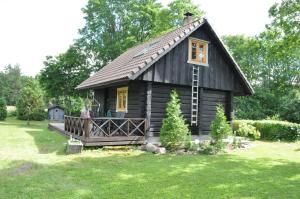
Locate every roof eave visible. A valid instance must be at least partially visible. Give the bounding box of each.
[75,77,129,90]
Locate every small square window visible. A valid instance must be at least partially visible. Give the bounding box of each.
[188,38,208,66]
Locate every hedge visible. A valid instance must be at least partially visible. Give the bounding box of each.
[233,120,300,141]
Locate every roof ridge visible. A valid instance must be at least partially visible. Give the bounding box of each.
[128,18,205,78]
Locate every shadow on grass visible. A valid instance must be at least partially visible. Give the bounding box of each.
[1,153,299,199]
[1,118,66,155]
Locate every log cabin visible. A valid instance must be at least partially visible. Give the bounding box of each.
[60,13,253,146]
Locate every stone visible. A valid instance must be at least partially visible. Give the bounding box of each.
[145,143,158,153]
[66,139,83,154]
[155,147,166,154]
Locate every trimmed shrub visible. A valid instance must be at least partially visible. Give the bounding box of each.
[233,120,300,141]
[160,90,190,150]
[0,98,7,120]
[235,122,261,140]
[210,105,232,149]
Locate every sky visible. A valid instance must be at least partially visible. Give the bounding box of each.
[0,0,279,77]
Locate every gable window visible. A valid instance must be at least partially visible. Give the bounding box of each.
[116,87,128,112]
[188,38,208,66]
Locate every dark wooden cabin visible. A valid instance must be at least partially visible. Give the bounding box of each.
[61,14,253,146]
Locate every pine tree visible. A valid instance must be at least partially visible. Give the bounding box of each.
[210,105,232,148]
[160,90,190,150]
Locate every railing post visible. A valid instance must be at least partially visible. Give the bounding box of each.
[84,118,91,138]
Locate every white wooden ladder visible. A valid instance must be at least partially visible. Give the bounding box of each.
[191,65,199,126]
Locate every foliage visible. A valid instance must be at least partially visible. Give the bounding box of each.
[223,0,300,122]
[233,120,300,142]
[280,89,300,123]
[16,79,45,123]
[0,97,7,120]
[160,90,190,150]
[235,122,261,140]
[40,45,91,99]
[210,105,232,148]
[0,64,28,105]
[78,0,204,70]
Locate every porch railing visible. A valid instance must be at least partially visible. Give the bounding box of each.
[64,116,147,139]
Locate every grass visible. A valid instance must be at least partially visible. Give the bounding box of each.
[0,118,299,199]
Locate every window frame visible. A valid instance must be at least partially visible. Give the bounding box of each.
[187,37,209,67]
[116,87,128,113]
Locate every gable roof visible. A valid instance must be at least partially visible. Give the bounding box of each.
[76,18,254,94]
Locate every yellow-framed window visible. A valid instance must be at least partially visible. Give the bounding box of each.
[188,38,208,66]
[116,87,128,112]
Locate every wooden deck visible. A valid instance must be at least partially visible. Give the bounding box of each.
[49,116,146,146]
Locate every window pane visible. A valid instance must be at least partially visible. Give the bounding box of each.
[192,42,197,60]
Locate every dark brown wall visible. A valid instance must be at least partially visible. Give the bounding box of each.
[149,83,230,136]
[139,24,245,94]
[94,81,146,118]
[200,89,229,134]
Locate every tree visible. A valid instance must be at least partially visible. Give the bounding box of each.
[210,105,232,149]
[39,45,91,99]
[160,90,190,150]
[77,0,204,70]
[158,0,204,29]
[0,97,7,121]
[223,0,300,121]
[16,79,45,124]
[0,64,24,105]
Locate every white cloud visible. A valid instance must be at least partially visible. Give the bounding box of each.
[0,0,279,76]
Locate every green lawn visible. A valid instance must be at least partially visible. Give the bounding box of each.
[0,118,299,199]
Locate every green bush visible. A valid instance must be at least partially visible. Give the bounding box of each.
[233,120,300,141]
[280,89,300,123]
[235,122,261,140]
[160,90,190,150]
[210,105,232,149]
[0,98,7,120]
[16,80,45,123]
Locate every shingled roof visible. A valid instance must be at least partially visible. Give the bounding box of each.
[76,19,207,90]
[76,18,254,94]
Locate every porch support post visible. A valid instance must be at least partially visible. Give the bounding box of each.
[84,118,91,138]
[146,82,153,137]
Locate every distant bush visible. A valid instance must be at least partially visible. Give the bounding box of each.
[233,120,300,141]
[0,98,7,120]
[280,89,300,123]
[210,105,232,149]
[16,80,45,124]
[160,90,190,150]
[235,122,260,140]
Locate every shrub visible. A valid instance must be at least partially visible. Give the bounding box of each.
[160,90,190,150]
[210,105,232,149]
[235,122,261,140]
[233,120,300,141]
[280,89,300,123]
[0,98,7,120]
[16,80,45,124]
